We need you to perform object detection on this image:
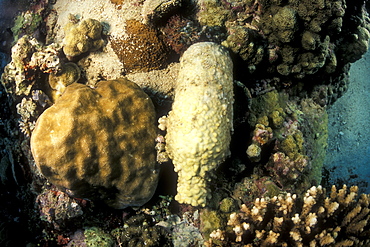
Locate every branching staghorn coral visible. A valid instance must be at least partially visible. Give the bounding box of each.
[207,185,370,246]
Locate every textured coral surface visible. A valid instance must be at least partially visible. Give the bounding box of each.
[111,19,168,73]
[209,185,370,246]
[63,18,104,58]
[31,79,158,209]
[164,42,234,207]
[0,0,370,246]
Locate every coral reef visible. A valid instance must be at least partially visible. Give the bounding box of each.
[208,185,370,246]
[1,0,370,246]
[1,35,40,96]
[37,188,84,230]
[339,6,370,64]
[161,15,201,55]
[221,25,264,73]
[84,227,114,247]
[1,35,57,137]
[271,6,298,43]
[28,42,62,73]
[200,209,225,240]
[170,210,204,246]
[197,0,229,27]
[160,42,234,207]
[142,0,182,25]
[30,78,159,209]
[48,62,80,98]
[160,15,227,55]
[1,35,62,110]
[63,18,105,58]
[299,98,329,186]
[256,0,370,79]
[266,151,308,187]
[11,10,43,43]
[111,214,172,246]
[246,123,273,162]
[243,89,328,195]
[110,19,169,73]
[191,0,370,95]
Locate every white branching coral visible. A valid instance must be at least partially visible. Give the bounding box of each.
[207,185,370,246]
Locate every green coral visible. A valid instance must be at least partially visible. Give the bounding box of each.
[197,0,229,27]
[221,26,264,72]
[111,215,171,247]
[247,89,328,193]
[219,197,238,213]
[263,179,283,197]
[11,11,42,43]
[249,90,288,127]
[299,98,328,185]
[200,209,225,240]
[301,31,320,51]
[269,109,285,128]
[280,131,304,160]
[84,227,114,247]
[272,6,298,43]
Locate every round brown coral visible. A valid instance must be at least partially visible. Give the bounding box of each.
[111,19,169,73]
[30,78,158,209]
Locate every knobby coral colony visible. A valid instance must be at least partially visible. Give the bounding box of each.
[207,185,370,246]
[161,42,234,207]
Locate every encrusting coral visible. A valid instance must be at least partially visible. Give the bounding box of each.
[110,19,169,73]
[221,25,265,73]
[48,62,80,98]
[207,185,370,246]
[30,78,159,209]
[197,0,229,27]
[160,42,234,207]
[63,17,105,58]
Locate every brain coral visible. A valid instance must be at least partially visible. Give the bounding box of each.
[110,19,168,73]
[163,42,234,207]
[30,78,158,209]
[63,18,104,58]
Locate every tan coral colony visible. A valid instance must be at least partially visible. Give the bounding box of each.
[30,79,158,209]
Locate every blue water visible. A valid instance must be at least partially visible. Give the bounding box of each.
[325,49,370,194]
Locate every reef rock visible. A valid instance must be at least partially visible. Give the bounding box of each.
[162,42,234,207]
[31,78,158,209]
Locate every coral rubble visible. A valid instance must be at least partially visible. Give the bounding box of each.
[160,42,234,207]
[30,78,159,209]
[208,185,370,246]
